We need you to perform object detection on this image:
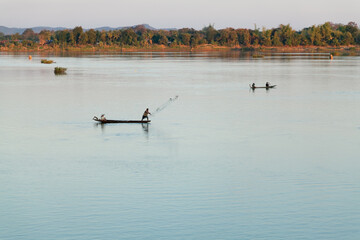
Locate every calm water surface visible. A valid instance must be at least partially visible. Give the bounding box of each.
[0,52,359,239]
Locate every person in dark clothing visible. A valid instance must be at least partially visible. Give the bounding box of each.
[142,108,151,121]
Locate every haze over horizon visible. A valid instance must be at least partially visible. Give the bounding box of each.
[1,0,359,30]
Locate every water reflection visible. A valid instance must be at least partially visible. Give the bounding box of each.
[249,87,271,92]
[142,123,149,139]
[94,122,150,138]
[94,122,106,132]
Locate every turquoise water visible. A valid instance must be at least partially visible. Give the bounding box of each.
[0,52,359,239]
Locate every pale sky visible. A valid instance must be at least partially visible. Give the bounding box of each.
[1,0,359,30]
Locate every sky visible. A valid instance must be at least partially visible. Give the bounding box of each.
[1,0,359,30]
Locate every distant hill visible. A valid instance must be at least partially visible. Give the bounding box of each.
[0,24,173,35]
[93,24,157,32]
[0,26,67,35]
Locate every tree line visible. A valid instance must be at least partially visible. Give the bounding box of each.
[0,22,359,49]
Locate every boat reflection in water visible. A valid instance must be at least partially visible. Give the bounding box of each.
[94,119,150,137]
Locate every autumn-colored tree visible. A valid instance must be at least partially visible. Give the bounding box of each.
[38,30,52,45]
[2,22,359,49]
[237,29,251,46]
[22,29,37,41]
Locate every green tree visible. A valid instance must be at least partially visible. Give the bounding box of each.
[272,31,282,46]
[100,31,107,44]
[180,33,191,46]
[279,24,296,46]
[320,22,333,44]
[73,26,83,44]
[139,31,153,46]
[306,25,323,45]
[153,31,169,45]
[168,30,180,46]
[121,29,138,46]
[106,31,114,45]
[344,22,358,38]
[79,32,88,45]
[159,35,168,45]
[86,29,97,44]
[112,30,121,44]
[330,30,342,46]
[202,24,218,44]
[342,32,354,45]
[66,31,75,45]
[261,28,272,46]
[190,32,202,48]
[55,30,67,45]
[22,40,34,47]
[355,32,360,44]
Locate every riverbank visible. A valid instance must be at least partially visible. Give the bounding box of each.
[1,44,359,55]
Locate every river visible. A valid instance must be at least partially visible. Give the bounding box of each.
[0,52,359,239]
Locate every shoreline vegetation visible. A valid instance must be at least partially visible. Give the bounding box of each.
[40,59,54,64]
[1,22,359,55]
[54,67,67,75]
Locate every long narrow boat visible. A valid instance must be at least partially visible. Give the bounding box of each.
[250,84,276,89]
[93,116,150,124]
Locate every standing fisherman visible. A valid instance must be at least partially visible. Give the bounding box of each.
[142,108,151,121]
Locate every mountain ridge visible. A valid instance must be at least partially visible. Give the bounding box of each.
[0,24,174,35]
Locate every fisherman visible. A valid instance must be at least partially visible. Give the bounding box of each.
[142,108,151,121]
[100,114,106,121]
[252,83,256,88]
[266,82,270,88]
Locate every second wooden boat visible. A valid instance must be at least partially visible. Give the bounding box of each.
[250,84,276,89]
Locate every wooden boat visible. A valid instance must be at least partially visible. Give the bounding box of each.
[93,116,150,124]
[250,84,276,89]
